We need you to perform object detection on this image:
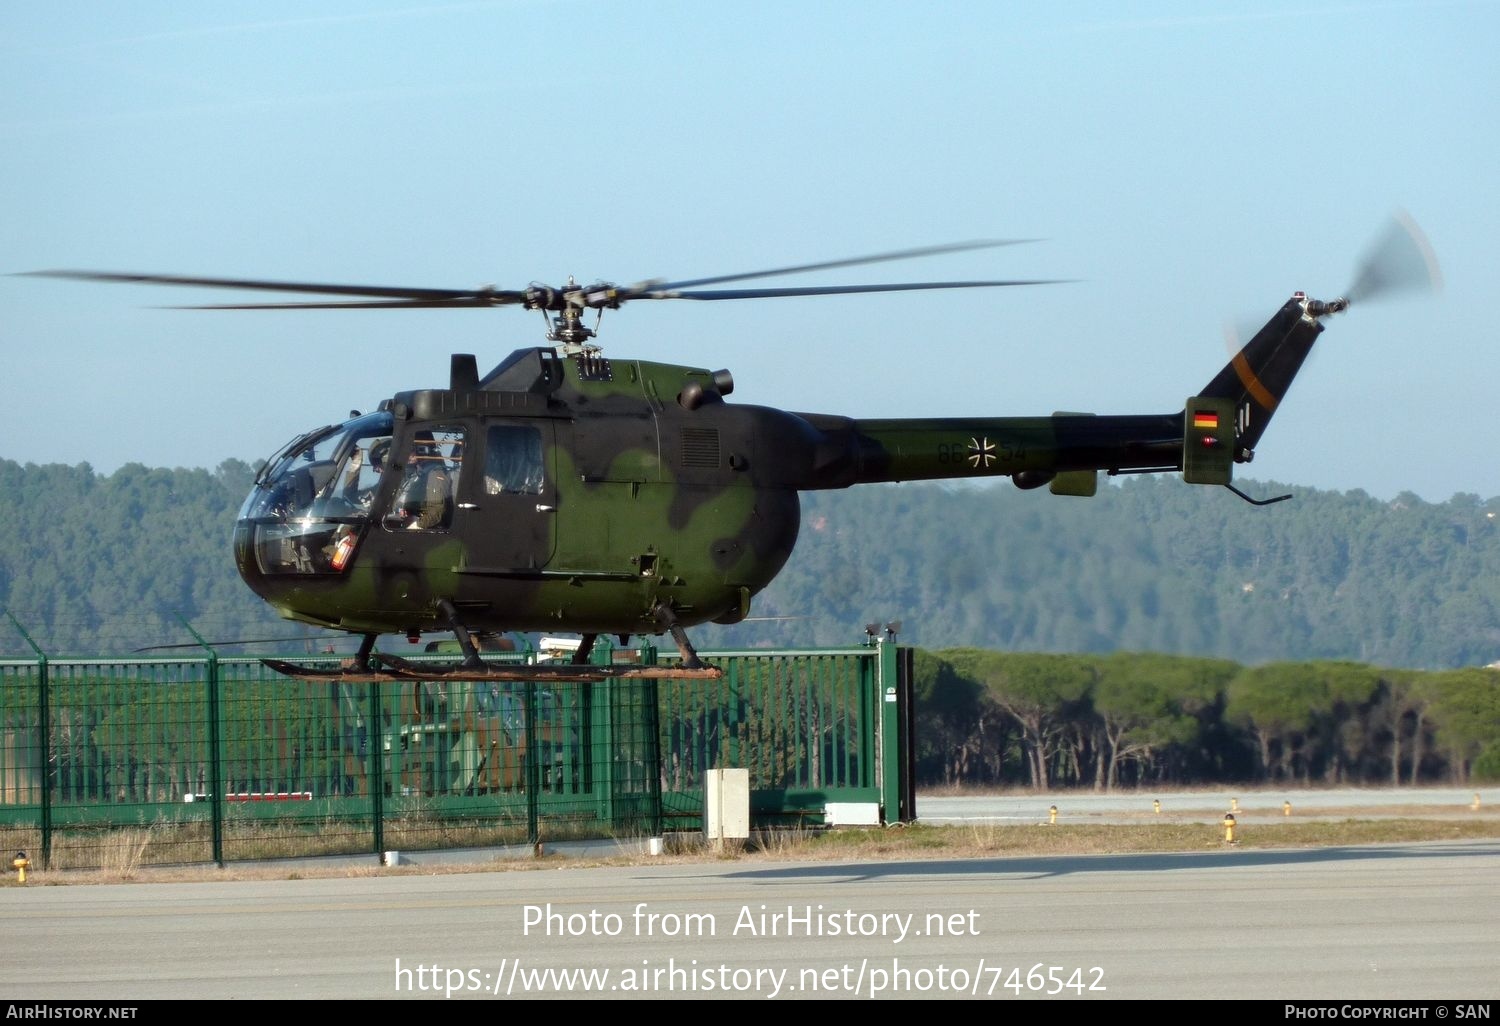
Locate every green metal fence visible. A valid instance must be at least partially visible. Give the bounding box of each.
[0,639,912,871]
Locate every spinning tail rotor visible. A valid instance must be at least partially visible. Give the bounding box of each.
[1344,209,1443,307]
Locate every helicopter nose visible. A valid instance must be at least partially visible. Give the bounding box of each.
[232,521,266,592]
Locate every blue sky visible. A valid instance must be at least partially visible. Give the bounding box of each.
[3,1,1494,503]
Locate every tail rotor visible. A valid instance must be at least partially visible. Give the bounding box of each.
[1344,209,1443,307]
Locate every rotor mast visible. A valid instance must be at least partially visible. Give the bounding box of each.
[528,276,621,356]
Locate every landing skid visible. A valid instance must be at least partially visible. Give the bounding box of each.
[260,655,723,684]
[263,599,723,683]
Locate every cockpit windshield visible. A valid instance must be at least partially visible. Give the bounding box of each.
[237,411,395,575]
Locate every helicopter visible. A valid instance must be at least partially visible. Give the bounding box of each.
[23,222,1439,681]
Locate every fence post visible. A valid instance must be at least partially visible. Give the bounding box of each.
[368,682,385,856]
[524,679,540,849]
[178,617,225,867]
[635,640,662,839]
[897,645,915,824]
[587,638,611,827]
[6,612,51,868]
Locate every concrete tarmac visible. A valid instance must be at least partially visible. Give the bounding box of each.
[3,789,1498,1002]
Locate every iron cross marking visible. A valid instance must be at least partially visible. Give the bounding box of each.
[967,436,996,468]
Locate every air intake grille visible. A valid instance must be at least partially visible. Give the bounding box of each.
[681,428,721,468]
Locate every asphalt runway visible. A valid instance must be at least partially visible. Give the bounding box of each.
[4,833,1499,1001]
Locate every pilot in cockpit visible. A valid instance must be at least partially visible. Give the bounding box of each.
[341,438,389,513]
[396,433,453,529]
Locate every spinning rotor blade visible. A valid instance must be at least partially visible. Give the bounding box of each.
[133,635,336,653]
[643,238,1037,292]
[636,279,1067,301]
[19,269,529,308]
[19,239,1063,317]
[1345,209,1443,306]
[1220,210,1442,354]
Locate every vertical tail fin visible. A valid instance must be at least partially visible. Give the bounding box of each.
[1197,293,1335,461]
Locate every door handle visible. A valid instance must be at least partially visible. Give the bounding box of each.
[457,502,480,511]
[536,504,556,513]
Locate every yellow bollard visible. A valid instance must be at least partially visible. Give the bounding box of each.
[1473,793,1482,811]
[1283,801,1292,817]
[1222,814,1237,844]
[1049,804,1058,825]
[1230,797,1240,813]
[12,851,30,884]
[1153,799,1161,815]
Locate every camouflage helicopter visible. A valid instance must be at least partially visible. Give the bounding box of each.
[25,221,1438,681]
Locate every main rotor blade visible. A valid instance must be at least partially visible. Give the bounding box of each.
[133,635,335,653]
[639,278,1070,301]
[21,241,1064,312]
[19,270,529,306]
[642,239,1038,292]
[160,298,515,310]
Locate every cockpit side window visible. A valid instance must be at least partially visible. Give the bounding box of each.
[387,426,465,531]
[484,425,544,495]
[326,435,392,518]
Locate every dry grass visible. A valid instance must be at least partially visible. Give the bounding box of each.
[95,827,153,879]
[5,812,1497,888]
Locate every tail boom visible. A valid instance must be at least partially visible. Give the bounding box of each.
[782,292,1338,495]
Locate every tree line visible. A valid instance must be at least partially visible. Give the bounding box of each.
[911,648,1500,788]
[0,458,286,655]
